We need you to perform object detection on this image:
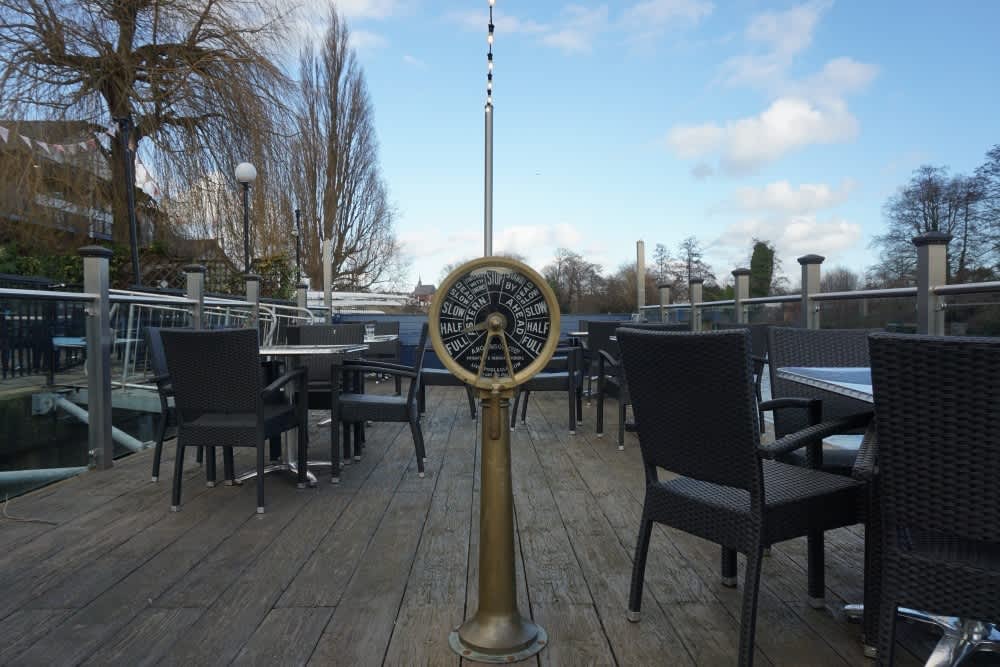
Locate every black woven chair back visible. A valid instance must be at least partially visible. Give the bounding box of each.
[405,323,430,401]
[869,333,1000,546]
[373,320,400,336]
[618,328,761,491]
[144,326,169,379]
[768,327,871,437]
[288,324,364,385]
[161,328,260,420]
[582,320,627,359]
[715,323,770,359]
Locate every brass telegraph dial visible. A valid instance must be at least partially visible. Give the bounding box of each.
[429,256,560,392]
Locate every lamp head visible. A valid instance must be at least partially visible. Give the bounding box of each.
[235,162,257,184]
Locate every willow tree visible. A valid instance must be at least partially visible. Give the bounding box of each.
[0,0,292,263]
[292,7,402,290]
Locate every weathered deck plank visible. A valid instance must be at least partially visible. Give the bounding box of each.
[0,386,962,665]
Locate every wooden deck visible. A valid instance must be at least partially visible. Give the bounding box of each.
[0,386,971,666]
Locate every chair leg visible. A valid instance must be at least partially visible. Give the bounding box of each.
[222,447,235,483]
[617,401,626,451]
[394,375,401,396]
[418,382,426,415]
[566,387,575,434]
[342,422,353,462]
[297,425,308,488]
[721,547,738,587]
[205,446,217,487]
[151,412,168,481]
[170,443,186,511]
[627,517,654,621]
[353,422,363,460]
[510,391,520,429]
[410,419,426,478]
[521,390,531,424]
[737,544,765,667]
[330,415,341,484]
[875,595,898,667]
[196,445,203,464]
[465,386,477,419]
[269,436,281,461]
[576,385,583,421]
[596,388,605,436]
[807,527,825,608]
[255,438,266,513]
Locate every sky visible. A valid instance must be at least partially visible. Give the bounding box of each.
[294,0,1000,289]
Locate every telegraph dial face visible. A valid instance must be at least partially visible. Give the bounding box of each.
[429,257,561,391]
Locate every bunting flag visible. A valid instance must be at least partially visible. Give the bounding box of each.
[0,122,162,199]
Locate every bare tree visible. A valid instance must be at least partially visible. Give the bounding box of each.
[871,165,989,285]
[820,266,860,293]
[542,248,604,313]
[292,8,401,291]
[0,0,293,264]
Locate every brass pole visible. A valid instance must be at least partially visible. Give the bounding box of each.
[450,388,546,661]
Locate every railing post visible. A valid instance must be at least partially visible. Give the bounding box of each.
[184,264,205,330]
[913,231,951,335]
[636,240,646,314]
[80,246,113,470]
[657,282,672,323]
[296,281,308,310]
[245,274,261,329]
[798,254,825,329]
[689,278,703,332]
[732,268,750,324]
[323,239,332,311]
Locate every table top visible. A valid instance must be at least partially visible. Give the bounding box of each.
[776,366,873,403]
[364,334,398,343]
[259,344,368,356]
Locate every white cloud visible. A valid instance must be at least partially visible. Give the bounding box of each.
[730,179,857,214]
[349,29,388,51]
[797,57,879,99]
[621,0,714,46]
[495,223,583,259]
[444,9,547,35]
[716,214,862,261]
[668,97,859,172]
[334,0,403,20]
[540,5,610,54]
[402,54,426,68]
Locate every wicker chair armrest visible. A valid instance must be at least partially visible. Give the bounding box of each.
[598,349,620,367]
[758,397,819,413]
[345,359,412,374]
[759,410,874,459]
[852,425,878,481]
[339,362,417,379]
[261,367,306,401]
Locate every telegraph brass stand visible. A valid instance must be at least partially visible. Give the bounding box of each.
[449,387,547,662]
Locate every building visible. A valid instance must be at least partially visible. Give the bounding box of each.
[412,277,436,306]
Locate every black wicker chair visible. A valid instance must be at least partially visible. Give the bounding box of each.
[619,328,867,667]
[286,324,366,480]
[365,320,403,395]
[869,333,1000,665]
[419,352,478,421]
[715,323,772,432]
[335,323,430,478]
[511,345,583,434]
[596,323,689,449]
[580,320,627,397]
[160,328,308,513]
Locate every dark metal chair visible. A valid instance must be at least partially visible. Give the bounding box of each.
[160,328,308,513]
[335,323,430,478]
[619,328,867,667]
[579,320,627,397]
[596,323,688,449]
[511,345,584,434]
[869,333,1000,665]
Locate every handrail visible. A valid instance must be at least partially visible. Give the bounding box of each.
[934,281,1000,296]
[109,294,197,306]
[741,294,800,304]
[812,287,917,301]
[0,287,97,301]
[696,299,735,308]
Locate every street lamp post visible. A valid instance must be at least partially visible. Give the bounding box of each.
[235,162,257,273]
[293,208,302,283]
[484,0,495,257]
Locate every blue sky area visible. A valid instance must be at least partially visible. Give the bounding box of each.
[297,0,999,288]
